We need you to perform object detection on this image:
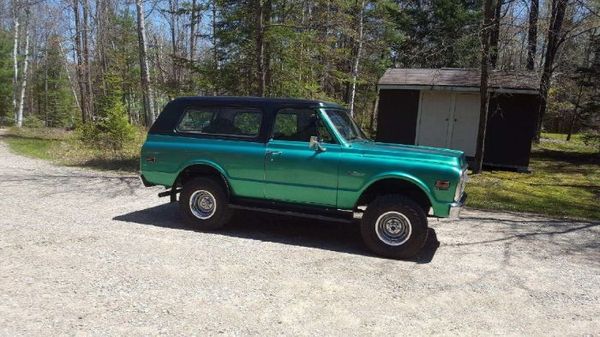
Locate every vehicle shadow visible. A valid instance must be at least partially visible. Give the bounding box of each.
[113,203,440,263]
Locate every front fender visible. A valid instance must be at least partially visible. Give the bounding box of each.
[359,172,435,205]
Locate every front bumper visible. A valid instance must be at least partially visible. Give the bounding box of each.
[448,193,467,219]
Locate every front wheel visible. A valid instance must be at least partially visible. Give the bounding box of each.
[179,177,232,230]
[361,195,428,259]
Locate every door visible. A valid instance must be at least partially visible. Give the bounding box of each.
[416,91,452,148]
[416,91,480,156]
[264,108,340,207]
[450,93,480,156]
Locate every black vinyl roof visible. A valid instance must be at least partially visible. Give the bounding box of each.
[149,96,345,135]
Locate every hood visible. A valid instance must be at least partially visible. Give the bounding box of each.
[350,141,466,168]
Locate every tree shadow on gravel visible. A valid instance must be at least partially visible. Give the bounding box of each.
[113,203,440,263]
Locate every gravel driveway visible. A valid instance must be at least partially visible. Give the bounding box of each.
[0,131,598,336]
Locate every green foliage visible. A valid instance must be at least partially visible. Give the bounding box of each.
[582,130,600,153]
[80,72,134,150]
[384,0,481,68]
[32,35,75,127]
[0,30,13,124]
[111,9,144,124]
[23,116,45,128]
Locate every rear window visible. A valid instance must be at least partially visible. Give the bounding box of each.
[176,106,262,137]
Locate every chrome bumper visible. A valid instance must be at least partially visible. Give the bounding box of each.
[449,193,467,219]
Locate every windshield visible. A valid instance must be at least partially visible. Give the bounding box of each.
[324,109,369,142]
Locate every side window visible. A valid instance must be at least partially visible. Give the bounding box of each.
[177,109,215,132]
[317,120,334,143]
[232,111,262,136]
[272,108,335,143]
[272,111,298,140]
[177,106,262,137]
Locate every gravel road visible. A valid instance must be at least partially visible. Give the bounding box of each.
[0,131,599,336]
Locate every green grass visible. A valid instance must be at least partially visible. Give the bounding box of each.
[3,128,66,160]
[3,127,144,172]
[466,133,600,220]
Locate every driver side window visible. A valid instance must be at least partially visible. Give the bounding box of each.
[272,108,334,143]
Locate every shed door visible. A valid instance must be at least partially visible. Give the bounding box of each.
[450,93,480,156]
[416,91,452,148]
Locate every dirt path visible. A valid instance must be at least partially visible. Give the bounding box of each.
[0,134,598,336]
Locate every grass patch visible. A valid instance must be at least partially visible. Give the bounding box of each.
[3,128,67,160]
[3,127,144,172]
[466,133,600,220]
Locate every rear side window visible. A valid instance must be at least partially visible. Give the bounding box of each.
[177,106,262,137]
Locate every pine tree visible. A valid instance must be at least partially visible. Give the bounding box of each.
[0,30,13,125]
[80,71,134,150]
[33,35,75,127]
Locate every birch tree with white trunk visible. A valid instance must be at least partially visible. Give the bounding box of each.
[135,0,156,126]
[349,0,366,117]
[12,0,19,123]
[16,8,30,128]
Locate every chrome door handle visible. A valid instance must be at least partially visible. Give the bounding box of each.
[267,150,282,161]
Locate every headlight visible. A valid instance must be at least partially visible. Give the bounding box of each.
[454,170,467,201]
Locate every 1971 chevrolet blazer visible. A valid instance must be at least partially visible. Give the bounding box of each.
[140,96,467,259]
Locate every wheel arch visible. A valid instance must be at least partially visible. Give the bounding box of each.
[355,174,434,213]
[174,161,231,197]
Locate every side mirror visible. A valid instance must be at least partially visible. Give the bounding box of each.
[309,136,326,152]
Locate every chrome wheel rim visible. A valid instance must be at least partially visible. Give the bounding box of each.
[189,190,217,220]
[375,211,412,246]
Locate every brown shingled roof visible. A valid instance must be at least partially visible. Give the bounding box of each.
[378,68,540,92]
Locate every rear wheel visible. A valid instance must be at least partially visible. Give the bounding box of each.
[179,177,232,230]
[361,195,428,259]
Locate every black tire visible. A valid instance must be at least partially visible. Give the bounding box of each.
[179,177,232,230]
[360,195,428,259]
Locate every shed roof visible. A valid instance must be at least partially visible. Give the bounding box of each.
[378,68,540,94]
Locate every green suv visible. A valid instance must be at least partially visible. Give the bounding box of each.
[140,97,467,259]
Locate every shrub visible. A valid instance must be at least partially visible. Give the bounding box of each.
[78,72,135,151]
[582,130,600,154]
[23,116,46,128]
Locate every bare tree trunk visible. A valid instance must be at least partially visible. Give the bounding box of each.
[535,0,568,141]
[489,0,502,68]
[135,0,156,127]
[211,0,219,95]
[190,0,197,62]
[44,41,49,126]
[12,3,19,124]
[526,0,539,70]
[566,74,586,141]
[153,34,168,98]
[82,0,93,119]
[474,0,496,173]
[16,10,30,128]
[72,0,87,123]
[255,0,272,97]
[169,0,178,84]
[58,41,81,120]
[255,1,265,96]
[349,0,366,117]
